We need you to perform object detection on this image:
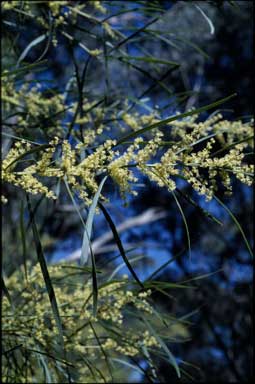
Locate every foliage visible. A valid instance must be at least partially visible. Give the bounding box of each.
[2,72,253,204]
[1,0,253,383]
[3,263,190,382]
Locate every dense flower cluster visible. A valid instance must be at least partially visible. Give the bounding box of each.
[2,77,66,137]
[2,140,57,199]
[2,0,109,47]
[2,263,166,383]
[2,111,253,204]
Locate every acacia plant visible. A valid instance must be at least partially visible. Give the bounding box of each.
[1,1,253,383]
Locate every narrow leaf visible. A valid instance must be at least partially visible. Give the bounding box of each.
[214,196,253,258]
[111,55,180,67]
[147,249,185,281]
[1,132,41,145]
[99,202,144,288]
[80,176,108,316]
[107,255,144,282]
[20,200,28,282]
[109,15,161,53]
[1,60,48,77]
[38,348,52,383]
[27,195,64,349]
[89,322,113,381]
[111,358,145,376]
[4,144,51,170]
[81,176,108,265]
[64,178,86,228]
[2,277,14,310]
[211,135,253,157]
[142,316,181,379]
[176,188,223,226]
[172,191,191,259]
[116,94,237,146]
[16,34,47,67]
[194,4,215,35]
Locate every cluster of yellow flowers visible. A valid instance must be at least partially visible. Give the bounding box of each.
[2,140,57,200]
[92,1,107,14]
[2,0,110,47]
[2,263,160,383]
[122,111,160,132]
[2,78,66,137]
[181,140,253,200]
[2,111,253,204]
[62,138,117,204]
[2,1,28,11]
[48,1,68,16]
[2,59,253,205]
[171,114,254,200]
[108,114,253,201]
[171,113,253,145]
[1,1,106,16]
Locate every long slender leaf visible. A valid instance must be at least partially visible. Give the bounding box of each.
[1,60,48,77]
[109,15,162,53]
[79,354,107,383]
[147,248,185,281]
[194,4,215,35]
[27,348,74,367]
[116,57,174,97]
[16,34,47,67]
[214,195,253,258]
[26,194,45,231]
[142,316,181,379]
[175,132,223,155]
[26,195,64,349]
[91,249,98,318]
[107,255,144,282]
[2,277,14,311]
[111,55,180,67]
[3,344,23,355]
[111,357,145,376]
[81,176,108,265]
[4,144,51,170]
[99,202,144,288]
[172,191,191,259]
[176,188,223,226]
[148,29,210,59]
[143,280,192,289]
[1,132,41,145]
[116,94,237,146]
[20,200,28,282]
[64,178,98,316]
[38,347,52,384]
[80,176,108,316]
[89,322,113,381]
[64,178,86,228]
[211,135,253,157]
[126,66,180,113]
[141,345,159,381]
[180,269,223,284]
[35,13,54,63]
